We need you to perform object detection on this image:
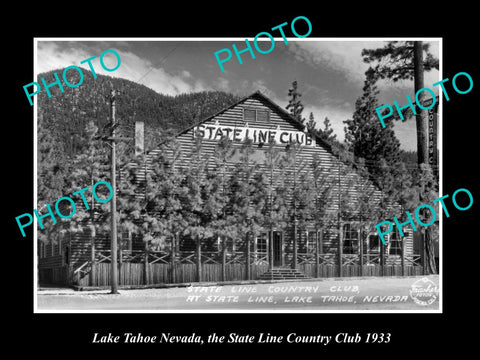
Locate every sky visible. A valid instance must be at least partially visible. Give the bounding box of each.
[36,38,441,151]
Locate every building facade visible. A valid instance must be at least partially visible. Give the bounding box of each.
[38,92,423,287]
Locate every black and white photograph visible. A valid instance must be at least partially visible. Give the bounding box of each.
[7,8,478,355]
[32,38,442,312]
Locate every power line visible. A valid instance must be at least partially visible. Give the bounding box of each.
[135,42,183,86]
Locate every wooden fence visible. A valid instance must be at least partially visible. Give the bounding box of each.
[68,250,423,287]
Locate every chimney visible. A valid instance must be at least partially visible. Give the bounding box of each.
[135,121,144,156]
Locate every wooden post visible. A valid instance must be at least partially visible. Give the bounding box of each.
[401,237,405,276]
[292,222,298,269]
[245,232,251,280]
[269,230,273,270]
[221,239,227,282]
[170,235,176,284]
[315,229,320,278]
[89,227,96,287]
[319,227,324,257]
[338,222,343,277]
[144,240,149,285]
[196,237,202,282]
[118,246,122,286]
[359,228,364,277]
[380,241,385,277]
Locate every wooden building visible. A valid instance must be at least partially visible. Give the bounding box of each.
[38,91,423,287]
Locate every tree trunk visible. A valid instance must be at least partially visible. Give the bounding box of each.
[222,240,226,282]
[338,222,343,277]
[89,227,96,287]
[414,41,437,275]
[269,230,273,270]
[292,222,298,269]
[315,229,320,278]
[170,235,176,283]
[414,41,429,166]
[245,231,251,280]
[196,236,202,282]
[144,240,150,285]
[359,228,363,277]
[425,228,437,274]
[380,241,385,277]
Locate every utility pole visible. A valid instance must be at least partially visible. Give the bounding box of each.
[109,89,119,294]
[95,89,134,294]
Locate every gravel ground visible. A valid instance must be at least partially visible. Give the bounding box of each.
[36,275,440,312]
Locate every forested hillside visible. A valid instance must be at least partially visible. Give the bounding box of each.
[37,69,241,159]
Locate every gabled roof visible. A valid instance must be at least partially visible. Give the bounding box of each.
[171,90,333,151]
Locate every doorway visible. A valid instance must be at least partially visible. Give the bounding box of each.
[272,231,283,267]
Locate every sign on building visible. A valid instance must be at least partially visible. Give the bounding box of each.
[193,122,315,147]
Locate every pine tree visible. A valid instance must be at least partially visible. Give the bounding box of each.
[43,120,111,252]
[308,155,335,254]
[209,136,237,249]
[354,159,381,225]
[408,164,438,274]
[319,117,337,143]
[116,135,189,257]
[226,139,265,255]
[286,80,305,126]
[67,121,110,233]
[181,137,220,250]
[310,154,336,228]
[306,112,316,132]
[282,142,316,265]
[361,42,439,272]
[306,113,338,146]
[344,71,401,184]
[261,140,288,236]
[361,41,439,166]
[37,112,71,245]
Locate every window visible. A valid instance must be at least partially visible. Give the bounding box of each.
[389,228,402,255]
[257,109,269,122]
[368,234,380,253]
[306,231,318,253]
[219,236,236,253]
[343,223,359,254]
[244,109,256,122]
[64,246,70,266]
[39,241,46,259]
[256,233,268,253]
[179,234,196,252]
[58,234,63,256]
[121,230,132,253]
[243,108,270,122]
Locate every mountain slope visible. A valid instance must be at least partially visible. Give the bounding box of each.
[37,68,241,158]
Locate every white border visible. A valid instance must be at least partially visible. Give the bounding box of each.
[33,37,443,314]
